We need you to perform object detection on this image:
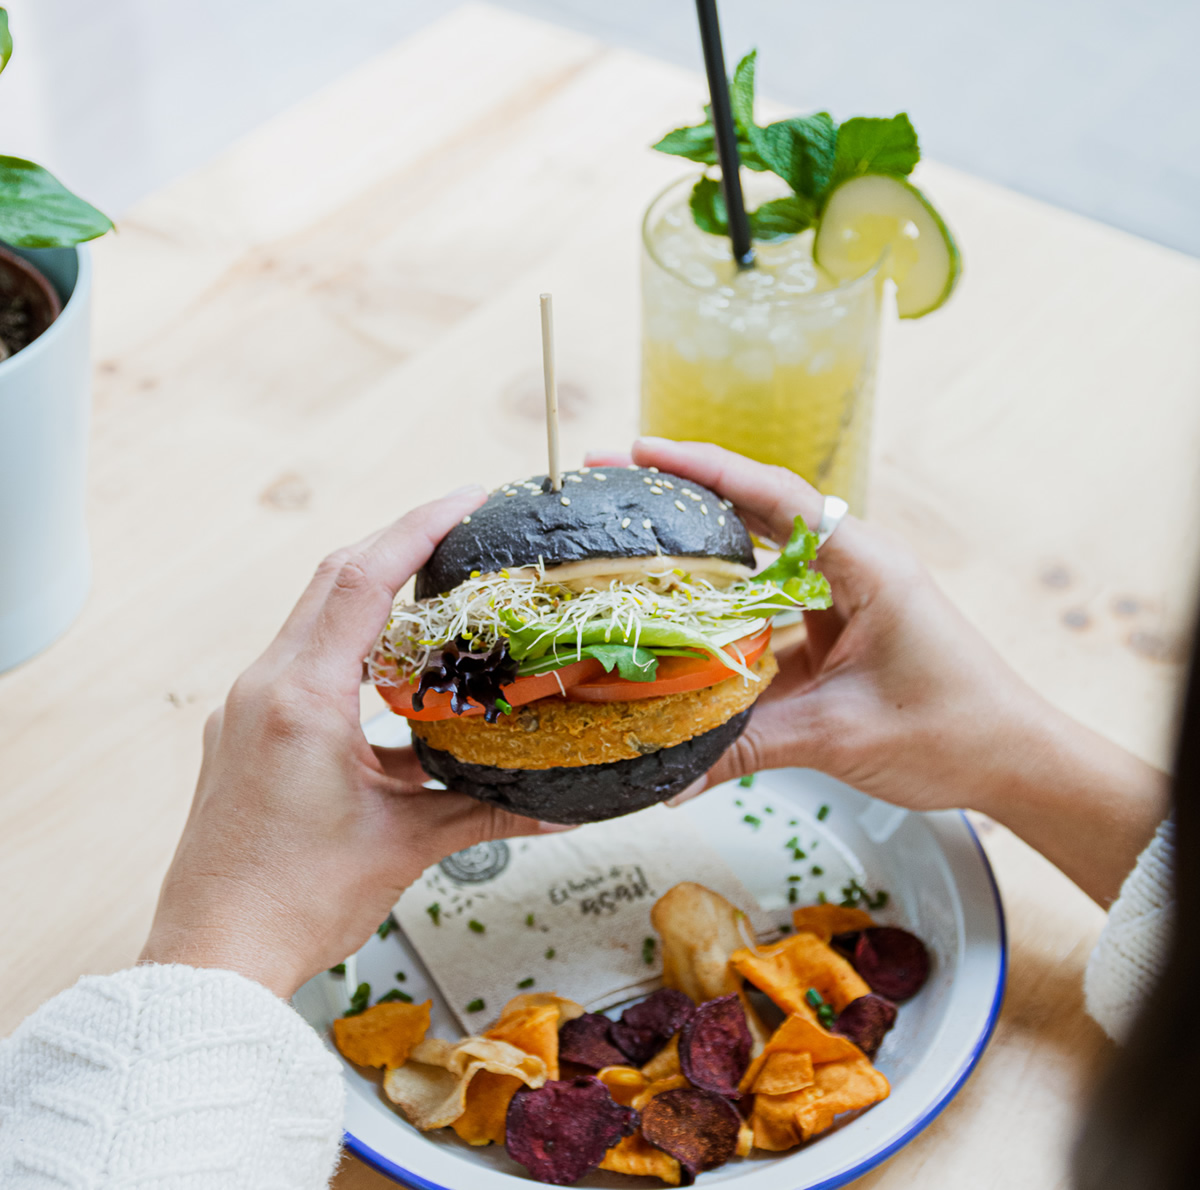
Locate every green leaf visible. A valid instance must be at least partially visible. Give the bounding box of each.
[729,50,757,133]
[651,121,720,166]
[831,114,920,187]
[0,10,12,76]
[749,194,815,241]
[577,643,659,681]
[751,516,831,611]
[752,114,837,201]
[689,175,728,236]
[0,156,113,248]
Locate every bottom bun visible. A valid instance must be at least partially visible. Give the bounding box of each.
[412,707,752,824]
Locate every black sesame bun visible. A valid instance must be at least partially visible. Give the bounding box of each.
[415,466,754,599]
[412,709,751,824]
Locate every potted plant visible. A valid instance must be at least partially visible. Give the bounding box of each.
[0,7,113,673]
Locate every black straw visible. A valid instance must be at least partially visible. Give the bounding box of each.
[694,0,754,268]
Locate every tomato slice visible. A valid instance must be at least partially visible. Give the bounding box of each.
[565,626,772,702]
[377,657,605,721]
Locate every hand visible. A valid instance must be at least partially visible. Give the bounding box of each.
[141,487,547,998]
[589,439,1168,906]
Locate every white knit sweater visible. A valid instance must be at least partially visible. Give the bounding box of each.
[0,964,344,1189]
[0,826,1175,1187]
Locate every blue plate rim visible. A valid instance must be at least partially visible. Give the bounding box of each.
[341,811,1007,1189]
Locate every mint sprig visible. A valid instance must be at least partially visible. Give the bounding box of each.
[653,49,919,241]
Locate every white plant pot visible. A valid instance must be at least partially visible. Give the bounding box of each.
[0,245,92,674]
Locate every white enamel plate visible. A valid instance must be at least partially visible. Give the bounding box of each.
[293,714,1005,1190]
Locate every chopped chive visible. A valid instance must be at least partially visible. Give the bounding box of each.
[792,848,807,861]
[395,971,407,982]
[466,998,485,1014]
[818,1004,835,1029]
[743,814,761,828]
[817,891,827,904]
[764,806,774,813]
[738,774,756,788]
[376,917,397,939]
[328,963,346,976]
[642,937,657,966]
[785,836,799,849]
[787,874,803,883]
[788,819,798,827]
[788,887,798,904]
[377,989,413,1004]
[496,697,513,715]
[525,913,536,927]
[517,977,535,989]
[817,804,830,821]
[734,799,744,808]
[344,982,371,1017]
[869,890,891,910]
[778,923,792,933]
[545,947,556,960]
[426,903,441,926]
[805,988,825,1009]
[468,919,485,934]
[811,866,824,877]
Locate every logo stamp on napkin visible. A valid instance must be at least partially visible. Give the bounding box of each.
[395,804,765,1031]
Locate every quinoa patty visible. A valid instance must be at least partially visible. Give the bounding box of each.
[410,651,777,770]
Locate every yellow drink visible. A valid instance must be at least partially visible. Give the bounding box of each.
[640,175,883,512]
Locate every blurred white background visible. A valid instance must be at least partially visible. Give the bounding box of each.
[0,0,1195,253]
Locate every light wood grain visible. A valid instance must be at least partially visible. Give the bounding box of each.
[1,5,1198,1187]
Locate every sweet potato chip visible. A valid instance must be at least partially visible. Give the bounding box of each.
[751,1056,890,1148]
[500,991,586,1028]
[631,1073,690,1112]
[600,1132,682,1186]
[751,1049,816,1095]
[738,1013,862,1094]
[736,1119,754,1158]
[651,883,772,1052]
[451,1001,564,1145]
[597,1065,649,1107]
[790,904,875,943]
[642,1033,681,1081]
[383,1036,546,1131]
[332,1000,431,1069]
[731,931,871,1017]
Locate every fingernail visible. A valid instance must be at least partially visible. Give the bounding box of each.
[635,436,672,448]
[538,820,577,833]
[666,777,707,808]
[448,483,485,497]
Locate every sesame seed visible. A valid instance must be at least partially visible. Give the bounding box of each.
[626,464,639,470]
[662,480,674,490]
[566,474,582,483]
[648,467,659,473]
[643,477,654,485]
[674,500,686,512]
[462,515,472,524]
[650,486,663,495]
[505,490,517,497]
[718,515,726,526]
[621,517,631,528]
[700,504,709,515]
[579,467,591,474]
[560,496,571,506]
[642,519,652,529]
[594,473,607,481]
[687,492,701,501]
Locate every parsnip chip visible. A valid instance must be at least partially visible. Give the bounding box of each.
[751,1056,890,1148]
[752,1049,816,1095]
[383,1036,546,1132]
[651,883,772,1052]
[332,1000,431,1069]
[731,932,870,1017]
[641,1033,681,1081]
[600,1132,683,1185]
[631,1074,690,1112]
[597,1065,649,1107]
[739,1013,862,1094]
[500,991,585,1028]
[736,1119,754,1158]
[453,1000,563,1145]
[790,904,875,943]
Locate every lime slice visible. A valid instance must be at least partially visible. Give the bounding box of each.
[813,174,960,318]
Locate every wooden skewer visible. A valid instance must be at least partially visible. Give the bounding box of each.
[539,292,562,491]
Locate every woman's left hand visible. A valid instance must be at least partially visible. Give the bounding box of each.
[141,487,545,998]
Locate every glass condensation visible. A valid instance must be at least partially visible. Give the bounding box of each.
[640,174,882,513]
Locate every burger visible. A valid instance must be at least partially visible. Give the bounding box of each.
[368,465,830,824]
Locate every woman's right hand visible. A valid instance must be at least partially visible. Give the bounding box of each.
[590,439,1168,906]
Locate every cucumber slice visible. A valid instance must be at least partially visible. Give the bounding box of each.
[813,174,960,318]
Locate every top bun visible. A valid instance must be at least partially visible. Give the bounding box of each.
[415,466,754,599]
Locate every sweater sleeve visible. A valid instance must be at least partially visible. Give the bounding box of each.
[1084,818,1175,1043]
[0,963,345,1189]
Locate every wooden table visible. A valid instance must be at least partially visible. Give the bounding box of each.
[3,5,1199,1186]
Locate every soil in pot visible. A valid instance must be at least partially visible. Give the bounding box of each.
[0,245,62,361]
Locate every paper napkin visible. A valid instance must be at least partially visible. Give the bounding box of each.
[395,804,767,1031]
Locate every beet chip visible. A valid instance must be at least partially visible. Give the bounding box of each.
[832,993,898,1058]
[830,930,862,959]
[506,1077,638,1185]
[678,994,752,1097]
[558,1012,627,1070]
[850,927,931,1001]
[641,1087,741,1181]
[611,988,695,1066]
